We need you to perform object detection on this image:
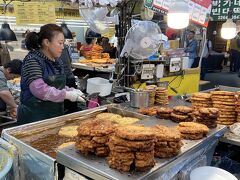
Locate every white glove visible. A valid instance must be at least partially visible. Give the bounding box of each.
[73,89,84,97]
[65,91,86,102]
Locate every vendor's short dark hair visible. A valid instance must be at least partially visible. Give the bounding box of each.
[4,59,23,75]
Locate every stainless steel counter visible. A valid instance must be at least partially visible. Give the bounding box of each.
[221,131,240,146]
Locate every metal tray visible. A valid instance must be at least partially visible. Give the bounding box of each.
[57,116,226,180]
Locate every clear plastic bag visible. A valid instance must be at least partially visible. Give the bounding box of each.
[230,123,240,136]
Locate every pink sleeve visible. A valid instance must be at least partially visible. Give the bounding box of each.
[29,78,66,103]
[65,86,75,91]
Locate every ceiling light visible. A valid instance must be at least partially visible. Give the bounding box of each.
[167,0,189,29]
[0,1,17,41]
[0,22,17,41]
[221,19,237,39]
[221,8,237,40]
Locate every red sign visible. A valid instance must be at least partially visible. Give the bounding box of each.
[192,0,212,8]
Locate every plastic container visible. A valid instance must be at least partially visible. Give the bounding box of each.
[190,166,237,180]
[87,77,112,97]
[130,90,149,108]
[0,147,13,180]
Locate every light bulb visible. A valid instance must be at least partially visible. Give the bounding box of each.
[167,1,189,29]
[221,19,237,39]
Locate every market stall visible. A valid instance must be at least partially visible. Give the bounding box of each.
[1,0,240,179]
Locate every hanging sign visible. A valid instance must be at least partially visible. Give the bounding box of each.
[144,0,212,27]
[211,0,240,21]
[14,2,56,25]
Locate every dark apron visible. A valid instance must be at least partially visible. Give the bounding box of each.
[17,74,66,125]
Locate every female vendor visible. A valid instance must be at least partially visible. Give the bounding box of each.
[17,24,85,125]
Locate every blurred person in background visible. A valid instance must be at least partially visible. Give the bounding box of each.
[60,43,79,114]
[21,30,30,50]
[185,31,198,68]
[102,37,116,58]
[18,24,85,125]
[230,32,240,72]
[0,59,22,117]
[80,37,95,57]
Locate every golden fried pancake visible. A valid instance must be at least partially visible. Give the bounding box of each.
[210,91,235,96]
[177,122,209,134]
[191,92,211,99]
[58,126,78,138]
[109,135,154,149]
[115,125,155,141]
[173,106,193,113]
[58,142,75,149]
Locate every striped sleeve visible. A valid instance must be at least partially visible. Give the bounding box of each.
[22,59,42,86]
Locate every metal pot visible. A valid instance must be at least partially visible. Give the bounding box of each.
[130,90,149,108]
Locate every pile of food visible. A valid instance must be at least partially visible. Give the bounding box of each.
[80,44,115,64]
[211,91,237,125]
[108,125,155,172]
[171,106,194,123]
[138,106,158,116]
[190,92,212,109]
[155,87,169,106]
[79,58,115,64]
[157,107,173,119]
[177,122,209,140]
[96,113,140,125]
[236,92,240,122]
[195,108,219,128]
[153,125,183,158]
[75,119,115,156]
[74,119,210,172]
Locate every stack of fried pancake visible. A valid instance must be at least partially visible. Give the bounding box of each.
[195,108,219,128]
[145,85,157,107]
[91,44,103,59]
[157,107,173,119]
[236,92,240,122]
[171,106,194,123]
[177,122,209,140]
[190,92,212,109]
[153,125,182,158]
[96,113,140,125]
[155,87,169,106]
[101,53,110,59]
[75,119,115,156]
[211,91,237,125]
[138,107,158,116]
[107,125,155,172]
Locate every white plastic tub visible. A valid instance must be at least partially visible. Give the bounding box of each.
[86,77,112,97]
[0,147,13,180]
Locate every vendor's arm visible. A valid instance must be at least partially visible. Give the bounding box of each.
[22,59,71,103]
[0,90,17,109]
[0,72,17,109]
[29,79,66,102]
